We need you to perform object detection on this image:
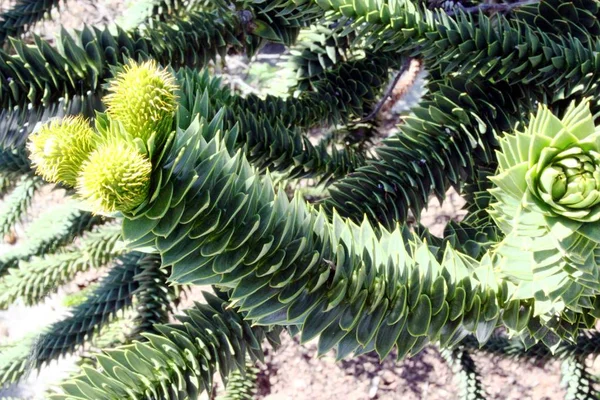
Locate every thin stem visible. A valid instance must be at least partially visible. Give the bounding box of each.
[358,58,411,123]
[447,0,539,16]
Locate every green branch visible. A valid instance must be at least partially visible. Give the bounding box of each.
[308,0,600,103]
[0,201,102,276]
[31,252,145,367]
[0,171,15,197]
[46,114,513,399]
[51,293,282,399]
[0,0,61,45]
[0,11,242,110]
[561,356,599,400]
[0,335,34,387]
[0,174,42,237]
[0,224,122,308]
[177,53,400,183]
[322,74,536,228]
[440,347,487,400]
[0,0,329,111]
[216,361,259,400]
[128,254,176,340]
[125,116,512,355]
[463,330,600,362]
[286,24,358,92]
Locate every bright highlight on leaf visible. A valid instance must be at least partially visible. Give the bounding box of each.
[491,99,600,226]
[27,116,98,187]
[104,60,178,144]
[487,99,600,319]
[77,141,152,214]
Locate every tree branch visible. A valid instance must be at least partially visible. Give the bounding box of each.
[358,57,412,123]
[447,0,539,16]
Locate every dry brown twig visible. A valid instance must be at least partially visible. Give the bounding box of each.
[358,58,424,123]
[446,0,539,16]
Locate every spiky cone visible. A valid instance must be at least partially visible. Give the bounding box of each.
[104,60,178,147]
[77,139,152,214]
[487,99,600,321]
[27,116,98,187]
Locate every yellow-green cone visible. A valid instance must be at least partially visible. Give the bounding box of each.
[77,140,152,213]
[104,60,178,144]
[27,116,98,187]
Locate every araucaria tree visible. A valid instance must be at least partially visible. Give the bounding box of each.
[2,0,600,399]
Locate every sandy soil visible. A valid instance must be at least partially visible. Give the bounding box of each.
[254,332,564,400]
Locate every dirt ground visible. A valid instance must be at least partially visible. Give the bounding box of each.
[253,332,564,400]
[0,1,592,399]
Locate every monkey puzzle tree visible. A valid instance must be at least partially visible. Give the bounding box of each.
[2,0,600,399]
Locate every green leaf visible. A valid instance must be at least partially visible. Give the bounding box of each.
[252,20,281,41]
[407,294,432,337]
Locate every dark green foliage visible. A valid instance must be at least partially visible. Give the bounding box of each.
[0,147,31,175]
[233,54,398,128]
[440,347,487,400]
[324,75,536,227]
[0,11,242,109]
[31,252,145,366]
[561,356,599,400]
[233,0,322,46]
[128,254,177,340]
[0,223,122,308]
[0,174,42,237]
[0,0,61,45]
[287,24,358,91]
[4,1,600,399]
[51,292,282,399]
[317,0,600,104]
[423,167,501,260]
[216,361,259,400]
[0,202,102,276]
[176,54,399,183]
[515,0,600,43]
[0,0,326,112]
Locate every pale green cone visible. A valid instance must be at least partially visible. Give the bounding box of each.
[104,60,178,146]
[27,116,98,187]
[77,140,152,214]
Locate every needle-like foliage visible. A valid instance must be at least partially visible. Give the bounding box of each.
[2,1,600,399]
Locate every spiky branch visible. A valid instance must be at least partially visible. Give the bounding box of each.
[31,252,145,367]
[0,0,62,45]
[0,202,102,276]
[0,224,122,308]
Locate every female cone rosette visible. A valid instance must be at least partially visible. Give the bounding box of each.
[531,146,600,222]
[488,100,600,327]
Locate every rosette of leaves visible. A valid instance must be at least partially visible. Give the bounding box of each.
[487,99,600,332]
